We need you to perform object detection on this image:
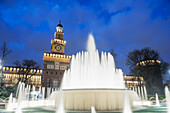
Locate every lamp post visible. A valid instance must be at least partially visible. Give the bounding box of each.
[0,59,2,87]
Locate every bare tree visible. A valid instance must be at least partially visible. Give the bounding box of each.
[0,42,12,61]
[14,59,39,85]
[0,42,12,87]
[110,49,117,58]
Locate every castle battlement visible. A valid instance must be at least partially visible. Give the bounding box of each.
[2,66,43,74]
[52,39,66,45]
[43,52,71,59]
[136,60,161,66]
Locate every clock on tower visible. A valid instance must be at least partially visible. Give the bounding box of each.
[51,21,66,54]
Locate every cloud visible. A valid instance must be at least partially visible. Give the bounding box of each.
[98,6,131,24]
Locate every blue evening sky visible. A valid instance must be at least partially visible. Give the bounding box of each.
[0,0,170,80]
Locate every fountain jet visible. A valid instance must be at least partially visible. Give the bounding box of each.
[165,86,170,113]
[57,34,139,111]
[91,106,96,113]
[123,90,132,113]
[155,93,160,107]
[6,93,13,111]
[63,33,125,89]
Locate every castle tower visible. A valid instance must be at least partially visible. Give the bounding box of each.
[51,21,65,54]
[42,21,71,93]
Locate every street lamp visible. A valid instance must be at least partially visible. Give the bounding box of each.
[0,59,1,68]
[0,59,2,87]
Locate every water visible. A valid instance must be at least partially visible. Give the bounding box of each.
[52,88,54,93]
[123,90,132,113]
[132,87,135,91]
[56,78,64,113]
[15,83,25,113]
[165,86,170,113]
[39,86,41,94]
[42,87,45,100]
[144,86,148,100]
[141,87,144,100]
[135,87,138,94]
[32,85,35,100]
[47,87,51,98]
[0,106,168,113]
[155,93,160,107]
[63,33,125,89]
[6,93,13,111]
[91,106,96,113]
[138,87,141,98]
[15,82,21,99]
[59,34,139,111]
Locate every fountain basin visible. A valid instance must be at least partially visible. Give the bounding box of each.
[54,89,139,111]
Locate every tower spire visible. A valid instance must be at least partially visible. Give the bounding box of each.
[59,20,61,24]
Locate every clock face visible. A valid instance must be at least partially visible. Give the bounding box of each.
[55,45,62,51]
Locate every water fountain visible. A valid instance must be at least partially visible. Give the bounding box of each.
[138,87,141,98]
[144,86,148,100]
[165,86,170,113]
[155,93,160,107]
[32,85,35,100]
[47,87,51,98]
[54,33,140,111]
[133,87,135,91]
[141,87,144,100]
[56,81,64,113]
[91,106,96,113]
[123,90,132,113]
[6,93,13,111]
[135,87,138,94]
[42,87,45,100]
[15,82,25,113]
[39,86,41,95]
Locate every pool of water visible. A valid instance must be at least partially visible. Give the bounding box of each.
[0,106,168,113]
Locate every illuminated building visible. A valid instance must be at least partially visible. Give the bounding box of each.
[136,60,161,66]
[124,75,145,88]
[42,21,71,89]
[1,66,42,88]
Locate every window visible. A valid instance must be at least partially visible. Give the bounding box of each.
[51,72,53,74]
[47,71,48,74]
[60,72,62,75]
[47,65,54,69]
[56,72,57,74]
